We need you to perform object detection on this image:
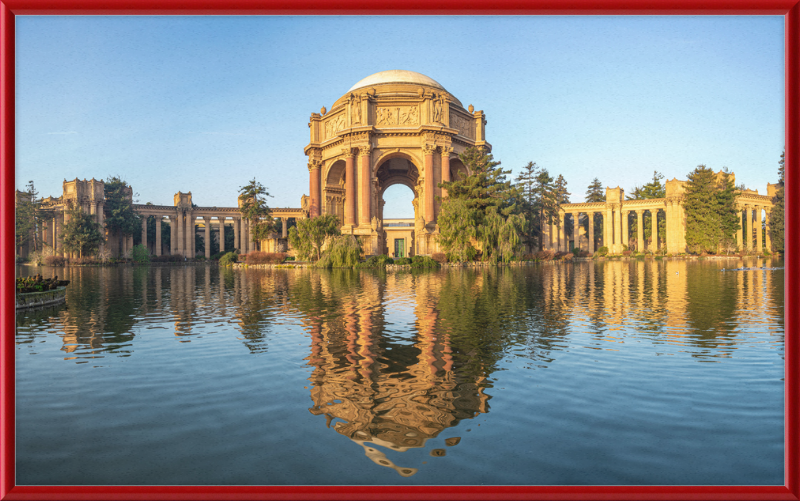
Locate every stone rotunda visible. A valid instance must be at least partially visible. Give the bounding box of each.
[303,70,490,256]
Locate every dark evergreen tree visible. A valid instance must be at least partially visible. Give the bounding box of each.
[769,150,785,254]
[238,178,275,250]
[532,169,559,251]
[683,165,739,254]
[584,177,605,249]
[105,177,142,255]
[438,147,523,262]
[61,203,104,258]
[716,168,741,253]
[514,161,540,250]
[15,181,41,252]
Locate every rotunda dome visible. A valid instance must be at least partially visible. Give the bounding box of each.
[347,70,446,93]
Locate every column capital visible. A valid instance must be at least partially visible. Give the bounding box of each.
[357,145,371,157]
[422,145,437,156]
[341,147,355,159]
[440,146,454,157]
[307,159,322,172]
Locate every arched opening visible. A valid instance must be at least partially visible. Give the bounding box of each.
[375,156,420,257]
[323,160,346,223]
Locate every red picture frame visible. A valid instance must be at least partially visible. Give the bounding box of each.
[2,1,798,499]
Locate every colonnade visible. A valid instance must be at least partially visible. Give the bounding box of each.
[544,207,668,254]
[736,204,771,253]
[140,212,255,258]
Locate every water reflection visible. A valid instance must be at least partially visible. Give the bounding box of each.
[15,258,784,476]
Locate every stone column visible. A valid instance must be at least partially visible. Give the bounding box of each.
[765,209,772,253]
[176,212,184,257]
[549,220,556,250]
[755,206,763,253]
[309,161,321,218]
[571,213,579,251]
[614,205,622,253]
[141,217,148,251]
[51,216,59,255]
[155,217,162,256]
[424,145,435,224]
[622,210,629,251]
[736,206,743,251]
[358,146,372,226]
[234,218,240,252]
[344,149,356,226]
[281,217,287,238]
[558,212,566,251]
[745,205,753,251]
[204,217,211,258]
[440,147,452,198]
[651,209,658,251]
[588,212,595,254]
[636,210,644,252]
[248,220,255,253]
[186,213,194,258]
[219,218,225,253]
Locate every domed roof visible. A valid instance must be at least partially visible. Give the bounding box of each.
[348,70,446,93]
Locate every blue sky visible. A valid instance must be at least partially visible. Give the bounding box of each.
[16,15,784,218]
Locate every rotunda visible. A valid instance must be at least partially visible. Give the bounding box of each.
[304,70,490,256]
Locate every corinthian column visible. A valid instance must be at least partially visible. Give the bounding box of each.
[765,209,772,253]
[343,149,356,226]
[234,217,240,252]
[308,160,321,218]
[219,218,225,253]
[746,205,753,251]
[440,147,452,198]
[613,204,622,253]
[141,217,148,251]
[736,206,743,250]
[755,205,763,253]
[588,212,595,254]
[423,145,436,223]
[358,145,372,226]
[204,216,212,258]
[155,216,162,256]
[176,212,184,257]
[636,210,644,252]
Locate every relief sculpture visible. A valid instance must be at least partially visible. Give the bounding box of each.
[376,106,419,126]
[324,113,347,139]
[451,114,474,138]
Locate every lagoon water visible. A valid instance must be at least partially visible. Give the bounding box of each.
[15,259,784,486]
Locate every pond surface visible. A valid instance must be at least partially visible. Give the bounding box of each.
[15,259,784,486]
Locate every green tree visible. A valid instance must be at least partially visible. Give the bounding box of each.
[238,178,275,248]
[104,177,142,255]
[436,198,479,262]
[769,150,785,254]
[514,161,540,250]
[288,214,341,261]
[683,165,740,254]
[438,147,522,262]
[61,203,104,258]
[554,174,571,244]
[583,177,605,249]
[15,181,41,252]
[532,169,559,251]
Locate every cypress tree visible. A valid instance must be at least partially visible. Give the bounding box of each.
[683,165,739,254]
[769,150,785,254]
[584,178,604,249]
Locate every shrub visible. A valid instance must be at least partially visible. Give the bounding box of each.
[151,254,184,262]
[394,257,412,265]
[242,252,286,265]
[431,252,448,264]
[315,236,362,268]
[210,252,226,260]
[28,251,44,266]
[98,248,113,264]
[622,250,632,257]
[356,255,394,268]
[131,244,150,264]
[560,253,574,261]
[72,256,100,265]
[15,255,28,264]
[536,249,556,261]
[596,246,609,256]
[219,252,238,266]
[411,255,440,268]
[284,256,295,261]
[44,255,66,266]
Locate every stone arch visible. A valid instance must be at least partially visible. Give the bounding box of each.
[323,159,347,222]
[448,157,470,181]
[373,150,423,175]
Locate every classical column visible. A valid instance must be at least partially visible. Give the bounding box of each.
[248,220,255,253]
[52,216,59,255]
[155,216,162,256]
[219,218,225,253]
[141,217,148,251]
[169,215,176,255]
[755,206,763,253]
[186,212,194,258]
[176,212,184,257]
[358,145,372,226]
[549,220,556,250]
[602,209,610,249]
[281,217,288,238]
[588,212,595,254]
[234,218,240,252]
[559,212,566,251]
[423,145,435,224]
[344,149,356,226]
[765,209,772,253]
[308,161,321,218]
[736,206,743,250]
[636,210,644,252]
[572,213,579,251]
[651,209,658,251]
[440,147,452,198]
[746,205,753,251]
[204,217,212,258]
[614,205,622,253]
[622,210,629,251]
